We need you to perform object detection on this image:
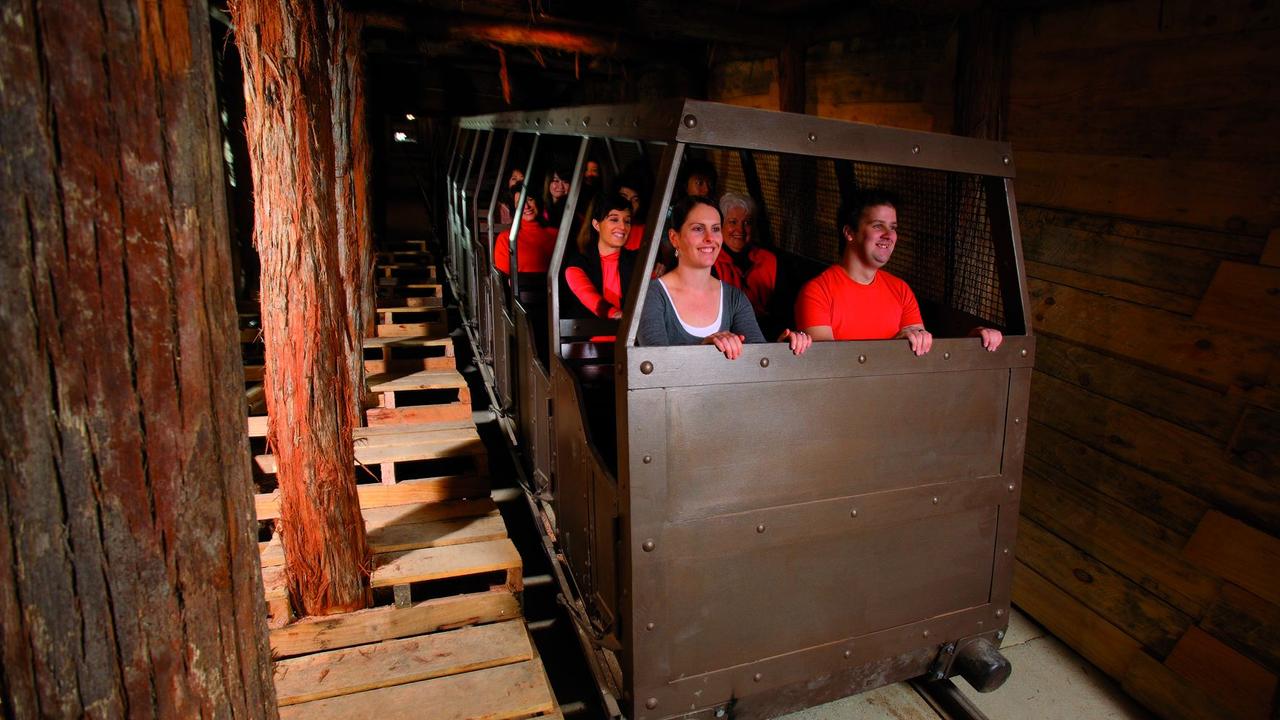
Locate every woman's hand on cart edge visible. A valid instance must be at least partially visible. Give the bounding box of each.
[704,331,746,360]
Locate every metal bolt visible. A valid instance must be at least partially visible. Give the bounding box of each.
[932,496,939,505]
[646,622,656,631]
[1014,417,1022,424]
[996,630,1006,640]
[582,117,590,126]
[716,709,727,718]
[1007,483,1016,492]
[756,524,766,534]
[760,357,770,368]
[850,509,858,518]
[643,455,652,464]
[683,114,698,128]
[858,354,867,364]
[922,630,930,638]
[753,673,763,682]
[943,351,950,360]
[646,698,658,709]
[996,609,1005,617]
[843,650,852,659]
[1020,349,1028,358]
[633,118,640,127]
[640,360,654,375]
[1002,155,1011,165]
[808,132,817,142]
[912,144,921,154]
[564,118,571,125]
[607,118,614,126]
[944,643,956,654]
[1003,547,1010,555]
[642,539,655,552]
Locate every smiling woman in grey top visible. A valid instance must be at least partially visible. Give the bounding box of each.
[636,196,811,360]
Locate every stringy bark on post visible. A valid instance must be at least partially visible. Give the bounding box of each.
[232,0,371,616]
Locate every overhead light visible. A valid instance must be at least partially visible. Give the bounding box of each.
[405,113,416,121]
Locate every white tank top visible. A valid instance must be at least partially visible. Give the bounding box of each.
[657,279,723,338]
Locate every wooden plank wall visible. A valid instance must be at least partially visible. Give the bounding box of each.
[709,2,1280,717]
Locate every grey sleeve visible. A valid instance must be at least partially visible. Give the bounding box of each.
[726,286,767,343]
[637,282,671,346]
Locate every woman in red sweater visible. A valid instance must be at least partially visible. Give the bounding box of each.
[564,194,637,319]
[494,188,558,276]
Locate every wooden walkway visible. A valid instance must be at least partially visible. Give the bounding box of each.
[245,237,559,719]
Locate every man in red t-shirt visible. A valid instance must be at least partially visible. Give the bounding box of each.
[795,191,1002,356]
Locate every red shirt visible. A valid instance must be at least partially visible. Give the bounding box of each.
[795,265,922,340]
[625,223,647,251]
[493,223,558,275]
[714,246,777,315]
[566,250,623,318]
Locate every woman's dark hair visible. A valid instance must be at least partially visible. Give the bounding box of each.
[665,194,720,232]
[593,192,634,223]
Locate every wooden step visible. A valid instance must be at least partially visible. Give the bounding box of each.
[253,425,484,475]
[270,589,520,659]
[363,334,454,356]
[367,369,468,393]
[274,620,532,706]
[376,321,449,338]
[371,538,522,592]
[256,477,490,520]
[277,658,556,720]
[377,306,446,324]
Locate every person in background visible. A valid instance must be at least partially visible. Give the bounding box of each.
[714,192,777,317]
[795,190,1003,355]
[541,160,573,229]
[496,165,525,225]
[677,157,718,200]
[493,185,557,276]
[639,196,810,360]
[564,194,638,319]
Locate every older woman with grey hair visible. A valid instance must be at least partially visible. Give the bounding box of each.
[715,192,778,318]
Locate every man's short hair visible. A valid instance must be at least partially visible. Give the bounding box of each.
[837,189,900,252]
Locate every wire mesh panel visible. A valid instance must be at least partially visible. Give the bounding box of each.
[686,146,1006,330]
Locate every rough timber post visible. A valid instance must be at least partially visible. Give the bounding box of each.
[0,0,278,715]
[333,8,377,412]
[232,0,372,616]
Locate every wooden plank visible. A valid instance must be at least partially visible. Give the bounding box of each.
[1029,278,1277,394]
[1183,511,1280,606]
[376,322,449,338]
[368,513,508,555]
[1019,205,1265,257]
[362,499,499,532]
[1164,626,1277,720]
[260,535,284,568]
[1021,459,1220,617]
[1261,229,1280,267]
[1201,583,1280,671]
[1025,260,1198,315]
[1228,405,1280,479]
[277,659,555,720]
[1008,28,1280,161]
[363,335,453,350]
[262,565,287,601]
[1016,517,1191,657]
[1012,561,1140,679]
[364,356,457,374]
[256,476,490,520]
[355,419,477,438]
[371,539,522,589]
[274,620,532,706]
[1033,334,1244,443]
[1015,150,1279,235]
[1026,420,1208,536]
[1194,262,1280,338]
[1032,371,1279,532]
[368,369,468,392]
[1121,647,1239,720]
[1009,0,1280,54]
[269,590,521,659]
[255,435,483,474]
[367,404,475,426]
[247,415,267,437]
